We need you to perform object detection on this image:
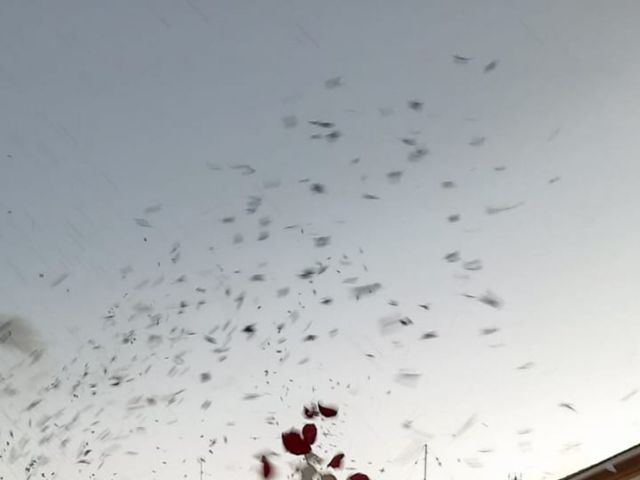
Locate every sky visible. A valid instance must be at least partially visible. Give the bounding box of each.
[2,0,640,479]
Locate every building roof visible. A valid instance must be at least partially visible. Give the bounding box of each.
[559,443,640,480]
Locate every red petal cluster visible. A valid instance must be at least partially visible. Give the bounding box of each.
[303,401,339,419]
[260,404,372,480]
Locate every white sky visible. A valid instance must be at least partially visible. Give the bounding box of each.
[2,1,640,479]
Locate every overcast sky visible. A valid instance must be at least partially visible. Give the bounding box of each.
[2,1,640,479]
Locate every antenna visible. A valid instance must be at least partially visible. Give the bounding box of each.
[198,457,204,480]
[423,444,428,480]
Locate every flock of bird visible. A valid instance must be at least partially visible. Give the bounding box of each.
[0,52,592,480]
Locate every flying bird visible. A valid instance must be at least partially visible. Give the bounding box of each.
[452,54,472,64]
[558,402,577,413]
[483,59,499,72]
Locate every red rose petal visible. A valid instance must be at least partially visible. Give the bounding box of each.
[318,402,338,418]
[348,474,370,480]
[303,404,319,419]
[281,430,311,455]
[328,453,345,468]
[261,456,274,479]
[302,423,317,445]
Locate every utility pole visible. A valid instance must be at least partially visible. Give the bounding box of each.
[423,444,428,480]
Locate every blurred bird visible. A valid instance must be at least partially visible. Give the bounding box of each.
[0,314,43,354]
[452,54,471,64]
[559,402,577,413]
